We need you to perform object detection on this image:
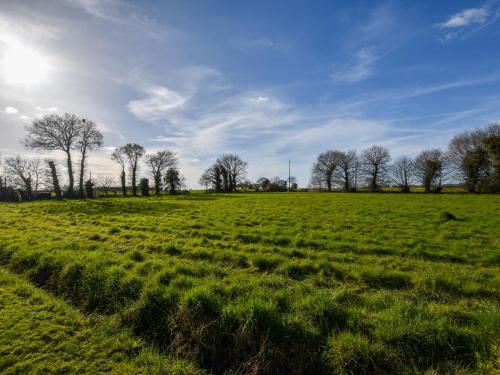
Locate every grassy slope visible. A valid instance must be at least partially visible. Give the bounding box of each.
[0,192,499,373]
[0,269,201,375]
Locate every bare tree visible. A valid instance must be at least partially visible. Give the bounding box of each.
[145,150,177,195]
[335,150,358,192]
[215,154,247,192]
[390,156,415,192]
[24,113,81,196]
[311,150,341,192]
[96,176,115,196]
[111,148,127,196]
[361,145,390,191]
[121,144,145,196]
[415,149,447,193]
[4,155,44,199]
[77,119,103,196]
[199,165,223,192]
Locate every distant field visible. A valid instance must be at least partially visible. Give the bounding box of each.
[0,193,499,374]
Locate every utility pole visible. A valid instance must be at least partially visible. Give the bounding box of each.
[288,160,291,192]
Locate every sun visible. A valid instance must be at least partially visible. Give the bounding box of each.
[1,41,49,86]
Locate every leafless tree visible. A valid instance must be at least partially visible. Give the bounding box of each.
[96,176,115,196]
[111,147,127,196]
[145,150,177,195]
[199,165,223,192]
[390,156,415,192]
[3,155,44,198]
[24,113,81,196]
[121,143,145,196]
[361,145,390,191]
[335,150,358,192]
[215,154,247,192]
[77,119,103,196]
[311,150,341,192]
[415,149,447,193]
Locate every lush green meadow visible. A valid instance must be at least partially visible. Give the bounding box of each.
[0,192,499,374]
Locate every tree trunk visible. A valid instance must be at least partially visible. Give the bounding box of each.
[343,171,350,192]
[66,151,74,196]
[154,174,161,195]
[48,161,62,200]
[121,170,127,196]
[132,168,137,196]
[79,152,86,197]
[371,167,378,192]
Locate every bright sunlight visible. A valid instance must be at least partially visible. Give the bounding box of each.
[1,40,49,86]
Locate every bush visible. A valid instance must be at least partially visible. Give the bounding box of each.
[140,178,149,196]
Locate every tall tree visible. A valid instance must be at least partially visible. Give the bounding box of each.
[311,150,341,192]
[390,156,415,193]
[415,149,447,193]
[77,119,103,196]
[121,143,145,196]
[215,154,247,192]
[164,167,184,194]
[361,145,390,191]
[335,150,358,192]
[199,165,223,192]
[448,124,500,192]
[24,113,81,196]
[145,150,177,195]
[111,148,127,196]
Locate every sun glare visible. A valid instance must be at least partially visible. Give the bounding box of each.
[1,41,49,86]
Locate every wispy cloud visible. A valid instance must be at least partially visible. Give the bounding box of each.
[127,86,187,122]
[67,0,162,38]
[331,48,379,83]
[438,3,500,41]
[236,37,289,52]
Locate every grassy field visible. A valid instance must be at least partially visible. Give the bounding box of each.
[0,192,499,374]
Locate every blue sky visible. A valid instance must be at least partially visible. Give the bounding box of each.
[1,0,500,187]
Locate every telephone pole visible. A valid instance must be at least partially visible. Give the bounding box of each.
[288,160,291,192]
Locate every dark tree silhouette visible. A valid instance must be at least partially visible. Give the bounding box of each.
[390,156,415,193]
[24,113,81,196]
[361,145,390,191]
[4,155,43,199]
[77,119,103,196]
[47,160,62,200]
[121,144,145,196]
[111,147,127,196]
[312,150,341,191]
[145,150,177,195]
[415,149,447,193]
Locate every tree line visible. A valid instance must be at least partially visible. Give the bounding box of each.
[0,112,498,201]
[310,123,499,193]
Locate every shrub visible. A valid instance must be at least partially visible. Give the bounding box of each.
[140,178,149,196]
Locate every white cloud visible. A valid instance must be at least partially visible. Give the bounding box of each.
[4,106,18,114]
[127,85,187,122]
[331,48,378,83]
[438,4,500,40]
[441,7,489,28]
[20,115,28,120]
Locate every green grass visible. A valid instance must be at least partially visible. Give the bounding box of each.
[0,268,201,374]
[0,192,499,374]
